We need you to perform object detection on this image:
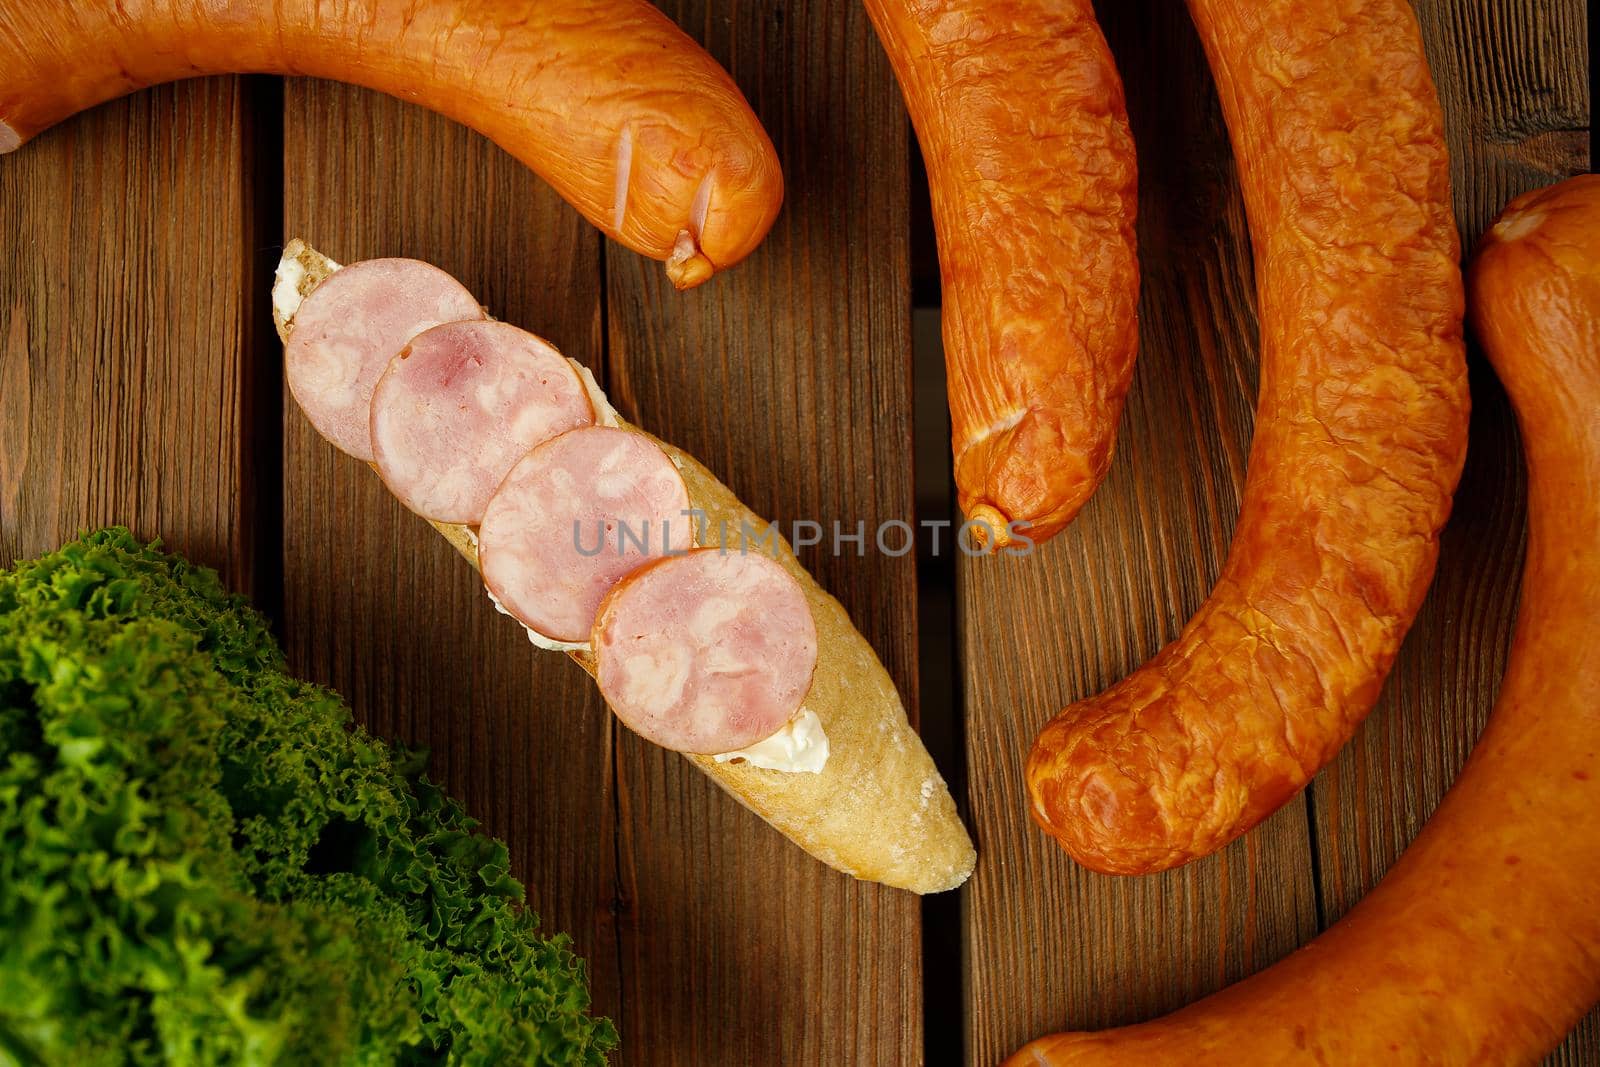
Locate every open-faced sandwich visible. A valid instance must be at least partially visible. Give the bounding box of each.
[272,240,975,894]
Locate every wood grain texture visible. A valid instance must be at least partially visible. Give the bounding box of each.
[602,1,924,1063]
[1311,2,1594,1062]
[276,77,623,1032]
[958,4,1320,1060]
[0,79,257,587]
[959,0,1594,1063]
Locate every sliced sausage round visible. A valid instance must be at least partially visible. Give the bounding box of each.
[478,426,692,643]
[370,321,594,524]
[593,549,819,754]
[285,259,484,460]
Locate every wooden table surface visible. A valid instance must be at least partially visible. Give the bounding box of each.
[0,1,1591,1063]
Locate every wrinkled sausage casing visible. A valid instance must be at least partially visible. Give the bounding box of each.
[1026,0,1470,874]
[0,0,782,287]
[1009,173,1600,1067]
[862,0,1140,545]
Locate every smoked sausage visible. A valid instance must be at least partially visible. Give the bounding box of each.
[477,425,693,645]
[1008,173,1600,1067]
[1025,0,1470,874]
[285,257,484,461]
[0,0,782,288]
[860,0,1139,546]
[371,321,595,524]
[593,548,819,754]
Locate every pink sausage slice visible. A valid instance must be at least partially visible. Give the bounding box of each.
[593,549,819,753]
[286,259,484,460]
[370,321,594,523]
[478,426,692,642]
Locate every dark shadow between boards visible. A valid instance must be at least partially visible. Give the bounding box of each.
[241,75,286,636]
[911,138,970,1067]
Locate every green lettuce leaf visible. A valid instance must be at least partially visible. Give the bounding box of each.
[0,529,617,1066]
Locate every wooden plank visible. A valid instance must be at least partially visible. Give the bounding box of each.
[959,2,1326,1059]
[276,78,623,1029]
[0,79,258,589]
[1311,2,1594,1062]
[602,1,925,1062]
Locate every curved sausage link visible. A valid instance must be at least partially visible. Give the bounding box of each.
[0,0,782,288]
[1025,0,1469,874]
[862,0,1139,546]
[1009,173,1600,1067]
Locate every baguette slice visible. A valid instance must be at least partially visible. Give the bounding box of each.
[274,239,976,894]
